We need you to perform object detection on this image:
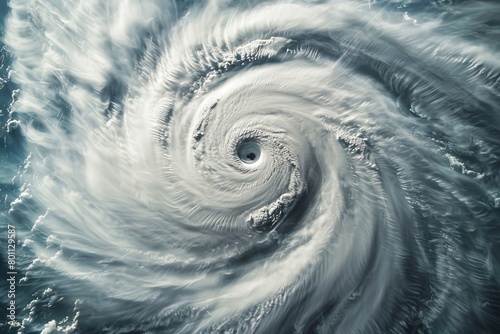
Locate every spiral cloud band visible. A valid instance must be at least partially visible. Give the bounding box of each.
[1,0,500,333]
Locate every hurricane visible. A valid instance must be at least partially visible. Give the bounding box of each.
[1,0,500,333]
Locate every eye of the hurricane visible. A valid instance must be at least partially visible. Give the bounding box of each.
[237,140,261,164]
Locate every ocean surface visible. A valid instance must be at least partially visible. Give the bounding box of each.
[1,0,500,333]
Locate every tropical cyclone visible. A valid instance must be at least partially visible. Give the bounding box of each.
[1,0,499,333]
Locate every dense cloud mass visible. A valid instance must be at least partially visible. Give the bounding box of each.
[1,0,500,333]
